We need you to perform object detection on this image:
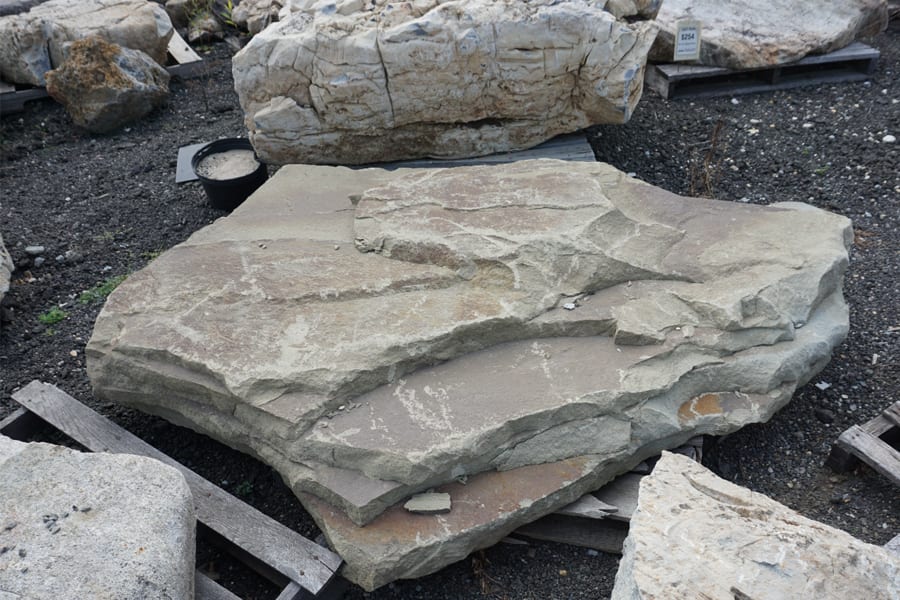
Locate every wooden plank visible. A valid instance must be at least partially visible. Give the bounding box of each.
[836,425,900,486]
[168,29,202,65]
[0,87,49,115]
[592,473,642,522]
[514,514,628,554]
[0,406,44,439]
[828,402,900,472]
[196,571,242,600]
[882,402,900,429]
[647,42,879,100]
[11,381,343,596]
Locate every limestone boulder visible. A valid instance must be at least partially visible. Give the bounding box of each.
[611,452,900,600]
[0,232,12,306]
[0,435,195,599]
[46,36,170,134]
[0,0,173,87]
[651,0,889,69]
[232,0,660,164]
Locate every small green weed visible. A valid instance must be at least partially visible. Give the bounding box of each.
[234,480,254,497]
[79,275,127,304]
[38,306,67,325]
[814,165,829,176]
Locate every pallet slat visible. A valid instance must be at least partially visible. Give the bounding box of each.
[10,381,342,597]
[196,571,242,600]
[836,425,900,486]
[646,42,880,100]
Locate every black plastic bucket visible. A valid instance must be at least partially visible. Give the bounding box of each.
[191,138,268,212]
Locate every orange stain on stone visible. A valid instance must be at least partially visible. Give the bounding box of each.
[678,393,723,423]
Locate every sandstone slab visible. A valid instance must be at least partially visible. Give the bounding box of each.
[46,36,170,134]
[0,0,174,87]
[232,0,659,164]
[87,160,852,514]
[611,452,900,600]
[0,435,195,599]
[88,159,851,586]
[651,0,889,69]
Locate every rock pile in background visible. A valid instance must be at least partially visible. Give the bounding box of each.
[46,36,170,134]
[232,0,660,164]
[0,0,174,86]
[87,159,853,588]
[651,0,889,68]
[611,452,900,599]
[0,435,196,599]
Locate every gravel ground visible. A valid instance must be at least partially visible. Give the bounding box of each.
[1,29,898,600]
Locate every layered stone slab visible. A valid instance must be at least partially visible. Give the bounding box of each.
[0,435,195,599]
[232,0,659,164]
[87,159,851,587]
[651,0,889,69]
[611,452,900,599]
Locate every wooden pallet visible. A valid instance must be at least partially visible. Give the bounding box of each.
[827,401,900,486]
[645,42,880,100]
[0,31,205,116]
[1,381,344,600]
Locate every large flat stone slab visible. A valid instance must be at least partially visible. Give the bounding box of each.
[0,435,195,599]
[232,0,659,164]
[88,161,852,516]
[611,452,900,599]
[87,159,852,585]
[651,0,889,69]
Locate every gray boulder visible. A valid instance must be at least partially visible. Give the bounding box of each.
[232,0,660,164]
[46,36,170,134]
[87,160,851,588]
[0,435,195,600]
[611,452,900,600]
[0,0,173,86]
[651,0,889,69]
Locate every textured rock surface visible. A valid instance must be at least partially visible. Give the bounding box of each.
[45,36,170,134]
[611,452,900,600]
[651,0,889,69]
[0,0,173,87]
[0,232,12,306]
[232,0,659,164]
[0,435,195,599]
[233,0,284,35]
[88,159,852,538]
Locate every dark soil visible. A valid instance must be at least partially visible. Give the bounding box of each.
[1,30,898,600]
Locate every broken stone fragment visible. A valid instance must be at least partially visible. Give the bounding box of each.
[0,0,174,86]
[46,36,170,134]
[651,0,889,69]
[611,452,900,599]
[0,232,12,307]
[403,492,451,515]
[232,0,660,164]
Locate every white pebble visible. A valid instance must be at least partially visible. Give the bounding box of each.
[882,134,896,143]
[730,98,740,105]
[562,302,576,311]
[802,123,813,129]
